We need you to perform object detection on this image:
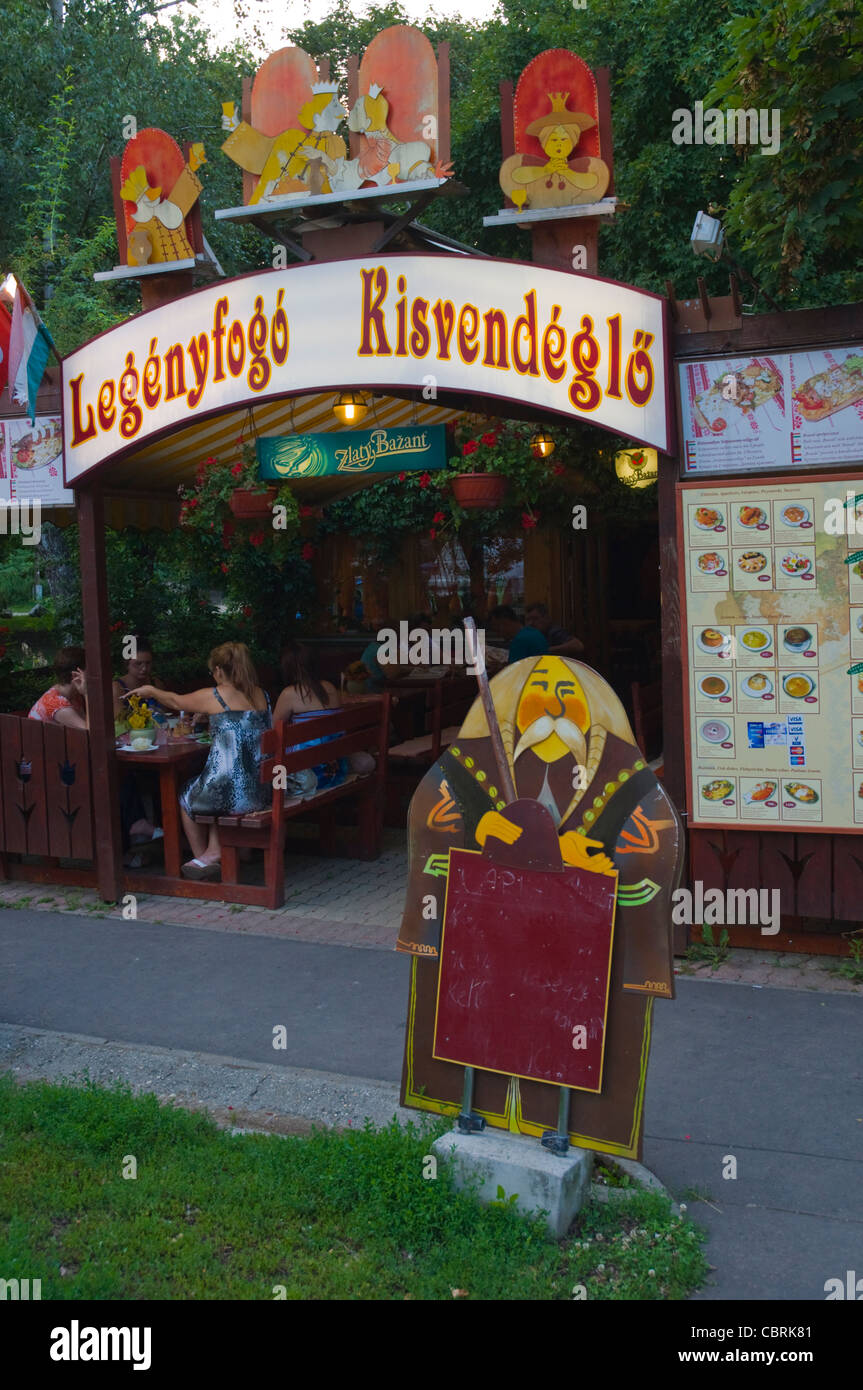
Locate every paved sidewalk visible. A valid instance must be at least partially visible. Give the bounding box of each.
[1,905,861,1300]
[0,838,859,992]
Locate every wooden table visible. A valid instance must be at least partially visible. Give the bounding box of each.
[117,740,207,878]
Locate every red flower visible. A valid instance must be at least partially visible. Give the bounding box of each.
[429,528,437,540]
[521,512,538,530]
[433,511,445,524]
[301,542,315,561]
[110,620,124,631]
[0,646,6,661]
[419,471,431,489]
[480,432,498,446]
[249,530,265,547]
[220,562,229,574]
[299,504,314,517]
[0,626,8,634]
[187,497,199,509]
[242,605,252,618]
[398,471,407,482]
[462,440,479,457]
[230,461,243,477]
[552,463,565,476]
[235,437,244,447]
[205,455,217,466]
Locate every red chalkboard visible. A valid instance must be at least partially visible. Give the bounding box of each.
[433,847,617,1092]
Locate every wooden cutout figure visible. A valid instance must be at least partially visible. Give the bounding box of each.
[222,49,349,204]
[120,130,206,266]
[499,50,610,211]
[396,656,683,1160]
[347,26,452,186]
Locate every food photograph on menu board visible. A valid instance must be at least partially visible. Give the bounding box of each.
[790,347,863,467]
[680,354,789,474]
[6,415,72,506]
[680,474,863,831]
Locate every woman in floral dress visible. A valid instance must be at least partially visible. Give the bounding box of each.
[128,641,271,881]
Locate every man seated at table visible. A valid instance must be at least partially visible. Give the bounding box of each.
[29,647,88,727]
[487,605,549,664]
[113,635,167,721]
[525,601,585,658]
[360,612,434,691]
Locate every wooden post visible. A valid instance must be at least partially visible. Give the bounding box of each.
[76,487,123,901]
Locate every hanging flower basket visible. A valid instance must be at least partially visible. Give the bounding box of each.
[450,473,508,509]
[228,486,278,519]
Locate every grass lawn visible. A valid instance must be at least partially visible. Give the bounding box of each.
[0,1075,708,1300]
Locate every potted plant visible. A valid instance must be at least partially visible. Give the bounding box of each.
[178,445,298,536]
[125,694,157,748]
[443,422,559,512]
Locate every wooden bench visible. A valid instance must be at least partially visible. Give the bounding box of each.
[0,713,97,887]
[191,695,391,909]
[385,675,478,825]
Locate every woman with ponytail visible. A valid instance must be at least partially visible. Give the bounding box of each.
[128,641,271,880]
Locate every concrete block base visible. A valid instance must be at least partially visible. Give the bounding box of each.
[433,1128,594,1238]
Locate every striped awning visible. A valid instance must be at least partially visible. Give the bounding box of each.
[93,390,463,527]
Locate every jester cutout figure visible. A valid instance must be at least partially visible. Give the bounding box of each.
[396,655,683,1160]
[119,129,206,267]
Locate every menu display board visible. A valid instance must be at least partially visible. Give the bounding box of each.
[0,415,73,507]
[680,474,863,831]
[680,346,863,476]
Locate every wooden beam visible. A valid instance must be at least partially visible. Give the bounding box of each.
[109,156,128,264]
[674,299,863,358]
[437,41,451,168]
[347,55,360,159]
[77,487,123,902]
[595,67,614,196]
[252,219,313,263]
[664,280,679,321]
[696,276,711,321]
[371,191,437,251]
[242,75,254,206]
[729,272,742,318]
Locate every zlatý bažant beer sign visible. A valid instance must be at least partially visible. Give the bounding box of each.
[257,425,447,479]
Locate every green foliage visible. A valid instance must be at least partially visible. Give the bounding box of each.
[0,1074,707,1300]
[0,541,37,611]
[320,469,441,564]
[686,921,730,967]
[705,0,863,305]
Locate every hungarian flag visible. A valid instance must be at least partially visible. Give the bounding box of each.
[6,279,55,425]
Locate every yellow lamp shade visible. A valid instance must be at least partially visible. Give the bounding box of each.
[614,447,658,489]
[530,429,555,458]
[333,391,368,425]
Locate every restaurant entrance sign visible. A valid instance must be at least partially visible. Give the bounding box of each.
[257,425,447,479]
[61,254,671,486]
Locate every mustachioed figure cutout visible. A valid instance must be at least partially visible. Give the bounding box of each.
[396,655,683,1159]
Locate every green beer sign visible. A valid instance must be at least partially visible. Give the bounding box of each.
[257,425,447,479]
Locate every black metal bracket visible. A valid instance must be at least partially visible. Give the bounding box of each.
[541,1129,570,1156]
[457,1111,486,1134]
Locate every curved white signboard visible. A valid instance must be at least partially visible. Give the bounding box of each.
[62,254,671,484]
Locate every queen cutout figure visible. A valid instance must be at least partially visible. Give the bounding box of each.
[499,91,609,211]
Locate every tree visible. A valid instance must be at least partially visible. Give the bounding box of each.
[705,0,863,305]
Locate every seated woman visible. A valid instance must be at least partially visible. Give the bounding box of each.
[128,641,271,882]
[113,635,167,721]
[273,640,348,793]
[29,647,87,728]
